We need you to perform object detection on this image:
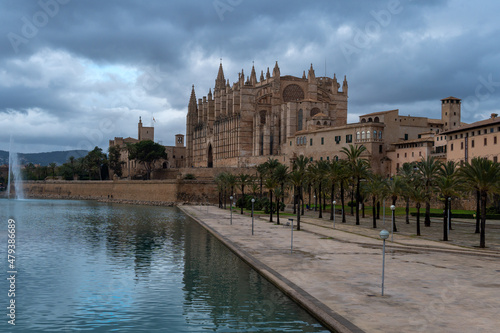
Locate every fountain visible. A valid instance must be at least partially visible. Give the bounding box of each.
[7,138,24,200]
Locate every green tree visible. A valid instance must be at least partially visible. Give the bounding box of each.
[408,182,428,236]
[108,145,125,178]
[237,173,253,214]
[398,162,417,224]
[328,160,342,221]
[264,176,278,223]
[365,174,386,228]
[416,156,442,227]
[49,162,57,178]
[127,140,166,180]
[385,176,405,232]
[289,169,305,230]
[273,164,289,212]
[436,161,462,241]
[459,158,500,248]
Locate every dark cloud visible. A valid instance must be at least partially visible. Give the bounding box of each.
[0,0,499,152]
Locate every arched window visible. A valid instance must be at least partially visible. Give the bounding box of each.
[361,118,366,123]
[260,110,267,125]
[362,131,366,140]
[373,130,377,139]
[310,108,321,117]
[356,132,360,140]
[379,131,383,139]
[296,137,299,145]
[323,121,328,126]
[316,121,321,126]
[368,118,373,122]
[283,84,305,102]
[367,131,371,139]
[298,109,303,131]
[374,117,380,123]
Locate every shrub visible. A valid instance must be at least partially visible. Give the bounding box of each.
[183,173,196,180]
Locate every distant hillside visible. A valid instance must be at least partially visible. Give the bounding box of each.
[0,150,89,166]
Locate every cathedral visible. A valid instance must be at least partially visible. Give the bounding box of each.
[186,62,348,168]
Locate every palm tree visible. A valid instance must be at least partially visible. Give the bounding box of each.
[214,172,229,209]
[293,155,309,216]
[264,176,279,223]
[273,164,289,211]
[398,162,417,224]
[409,182,428,236]
[341,145,370,225]
[328,160,342,220]
[435,161,461,241]
[366,174,385,228]
[459,157,500,248]
[385,176,405,232]
[416,156,442,227]
[337,160,350,223]
[274,187,284,225]
[289,169,305,230]
[237,173,253,214]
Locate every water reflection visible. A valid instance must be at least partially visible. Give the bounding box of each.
[0,199,328,332]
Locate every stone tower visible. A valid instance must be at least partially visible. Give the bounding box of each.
[441,97,461,132]
[138,117,154,141]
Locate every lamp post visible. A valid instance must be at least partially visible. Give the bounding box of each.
[230,195,233,225]
[251,198,255,235]
[313,195,316,211]
[332,200,336,229]
[379,229,390,296]
[383,200,386,227]
[390,205,395,242]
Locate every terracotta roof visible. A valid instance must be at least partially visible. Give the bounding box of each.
[442,117,500,134]
[312,112,329,118]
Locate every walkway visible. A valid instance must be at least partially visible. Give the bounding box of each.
[180,205,500,333]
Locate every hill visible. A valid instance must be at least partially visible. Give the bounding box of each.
[0,150,89,166]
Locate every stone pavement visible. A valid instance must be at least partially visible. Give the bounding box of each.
[180,205,500,333]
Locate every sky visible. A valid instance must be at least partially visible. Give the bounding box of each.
[1,0,500,154]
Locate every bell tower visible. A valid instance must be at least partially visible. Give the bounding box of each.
[441,97,461,132]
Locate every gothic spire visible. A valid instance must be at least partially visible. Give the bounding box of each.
[266,67,271,79]
[215,62,226,91]
[272,61,280,77]
[250,64,257,85]
[260,70,265,82]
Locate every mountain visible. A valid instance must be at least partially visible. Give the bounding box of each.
[0,150,89,166]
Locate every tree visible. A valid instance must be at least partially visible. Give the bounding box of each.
[237,173,253,214]
[289,170,305,231]
[409,182,428,236]
[416,156,442,227]
[365,174,386,228]
[435,161,461,241]
[264,176,278,223]
[49,162,57,178]
[273,164,289,212]
[127,140,166,180]
[328,160,342,221]
[384,176,405,232]
[398,162,417,224]
[459,157,500,248]
[84,147,108,180]
[108,145,125,178]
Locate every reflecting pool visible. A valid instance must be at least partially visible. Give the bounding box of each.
[0,199,329,332]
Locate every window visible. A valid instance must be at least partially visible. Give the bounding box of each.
[367,131,371,139]
[485,138,488,146]
[321,137,324,145]
[362,131,366,140]
[451,143,454,151]
[335,136,341,144]
[404,153,407,158]
[310,157,313,162]
[484,129,488,134]
[374,130,377,139]
[335,156,339,161]
[397,153,399,158]
[472,131,475,137]
[412,152,414,157]
[327,156,330,161]
[396,163,400,171]
[491,128,495,133]
[346,134,352,143]
[310,138,313,146]
[320,157,323,161]
[419,151,422,156]
[461,142,464,150]
[298,109,303,131]
[290,141,292,146]
[460,134,463,138]
[495,156,498,163]
[379,145,382,153]
[495,136,498,144]
[356,132,360,140]
[471,140,475,148]
[404,134,408,140]
[379,131,382,139]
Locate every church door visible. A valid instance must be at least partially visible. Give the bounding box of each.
[207,144,213,168]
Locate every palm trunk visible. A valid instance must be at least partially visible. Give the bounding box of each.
[330,184,335,220]
[241,186,245,214]
[405,198,410,224]
[341,181,346,223]
[350,183,354,215]
[281,183,285,212]
[297,186,301,230]
[276,193,280,225]
[355,178,360,225]
[475,190,480,233]
[293,185,297,214]
[392,197,398,232]
[416,204,421,236]
[269,190,273,223]
[301,186,305,216]
[480,191,487,248]
[377,201,380,219]
[443,199,449,241]
[318,182,323,218]
[424,201,431,227]
[372,196,377,228]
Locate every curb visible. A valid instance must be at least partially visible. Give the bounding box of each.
[179,206,365,333]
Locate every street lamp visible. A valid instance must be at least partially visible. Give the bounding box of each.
[230,195,233,225]
[251,198,255,235]
[332,200,336,229]
[390,205,395,242]
[379,229,390,296]
[313,195,316,211]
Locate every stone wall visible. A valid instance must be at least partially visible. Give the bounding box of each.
[18,180,218,204]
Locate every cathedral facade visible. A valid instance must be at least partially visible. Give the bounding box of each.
[186,62,348,168]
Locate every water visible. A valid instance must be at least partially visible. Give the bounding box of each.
[0,199,330,332]
[7,137,24,200]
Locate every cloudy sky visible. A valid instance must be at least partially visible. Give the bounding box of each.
[1,0,500,154]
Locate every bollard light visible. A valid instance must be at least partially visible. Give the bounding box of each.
[379,229,390,296]
[390,204,395,242]
[251,198,255,235]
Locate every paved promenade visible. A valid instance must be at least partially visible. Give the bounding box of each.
[180,205,500,333]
